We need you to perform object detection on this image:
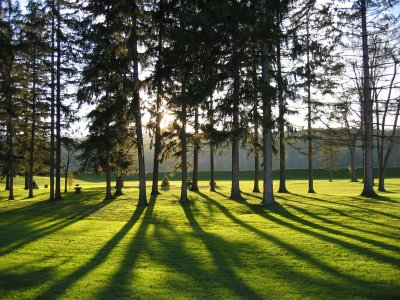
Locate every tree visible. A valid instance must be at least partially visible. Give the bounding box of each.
[321,138,340,182]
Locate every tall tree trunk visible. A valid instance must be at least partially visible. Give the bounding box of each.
[55,0,62,200]
[132,1,147,206]
[253,96,260,193]
[349,145,358,182]
[151,1,164,196]
[105,152,112,200]
[190,106,199,191]
[114,175,123,196]
[260,0,274,205]
[360,0,376,197]
[277,33,288,193]
[5,173,10,191]
[306,19,315,194]
[229,65,244,201]
[209,100,216,192]
[180,102,189,204]
[7,121,14,200]
[49,0,55,201]
[28,60,37,199]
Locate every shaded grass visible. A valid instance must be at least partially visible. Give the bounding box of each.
[0,178,399,299]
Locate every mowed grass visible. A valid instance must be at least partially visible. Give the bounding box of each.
[0,177,399,299]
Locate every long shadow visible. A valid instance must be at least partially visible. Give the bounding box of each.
[0,196,113,257]
[284,202,400,245]
[181,201,264,299]
[195,191,398,298]
[36,202,147,299]
[240,201,400,267]
[95,195,157,299]
[290,192,400,220]
[281,194,400,232]
[279,196,400,240]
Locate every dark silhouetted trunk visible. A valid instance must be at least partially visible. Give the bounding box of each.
[105,153,112,200]
[180,102,189,204]
[260,0,274,205]
[349,145,358,182]
[131,1,147,206]
[151,1,164,196]
[229,66,244,201]
[5,173,10,191]
[190,106,199,191]
[7,121,14,200]
[306,20,315,194]
[277,35,288,193]
[253,97,260,193]
[55,0,62,200]
[209,100,216,192]
[28,59,37,198]
[360,0,376,197]
[49,0,55,201]
[114,175,123,196]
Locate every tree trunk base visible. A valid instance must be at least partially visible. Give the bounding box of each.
[137,199,148,206]
[113,191,124,197]
[151,190,161,196]
[229,192,245,202]
[360,189,377,198]
[189,186,199,192]
[179,198,189,205]
[278,187,289,193]
[308,189,316,194]
[253,187,261,193]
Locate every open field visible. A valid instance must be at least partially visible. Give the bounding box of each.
[0,176,399,299]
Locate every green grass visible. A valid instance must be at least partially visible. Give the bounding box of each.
[0,176,400,299]
[74,167,400,182]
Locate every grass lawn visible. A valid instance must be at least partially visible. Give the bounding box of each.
[0,177,399,299]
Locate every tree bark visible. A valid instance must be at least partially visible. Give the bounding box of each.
[114,175,124,196]
[190,106,199,191]
[306,19,315,194]
[277,32,288,193]
[151,1,164,196]
[260,0,274,205]
[131,1,147,206]
[49,0,55,201]
[24,171,29,190]
[180,102,189,204]
[360,0,376,197]
[253,96,260,193]
[55,0,62,200]
[7,121,14,200]
[209,100,216,192]
[349,145,358,182]
[229,65,244,201]
[5,173,10,191]
[28,58,37,198]
[105,153,112,200]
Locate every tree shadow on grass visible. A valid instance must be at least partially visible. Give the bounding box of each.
[279,195,400,240]
[36,199,148,299]
[94,195,157,299]
[240,201,400,267]
[195,191,399,299]
[0,189,113,257]
[290,192,399,220]
[181,201,264,299]
[0,267,54,294]
[281,194,400,232]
